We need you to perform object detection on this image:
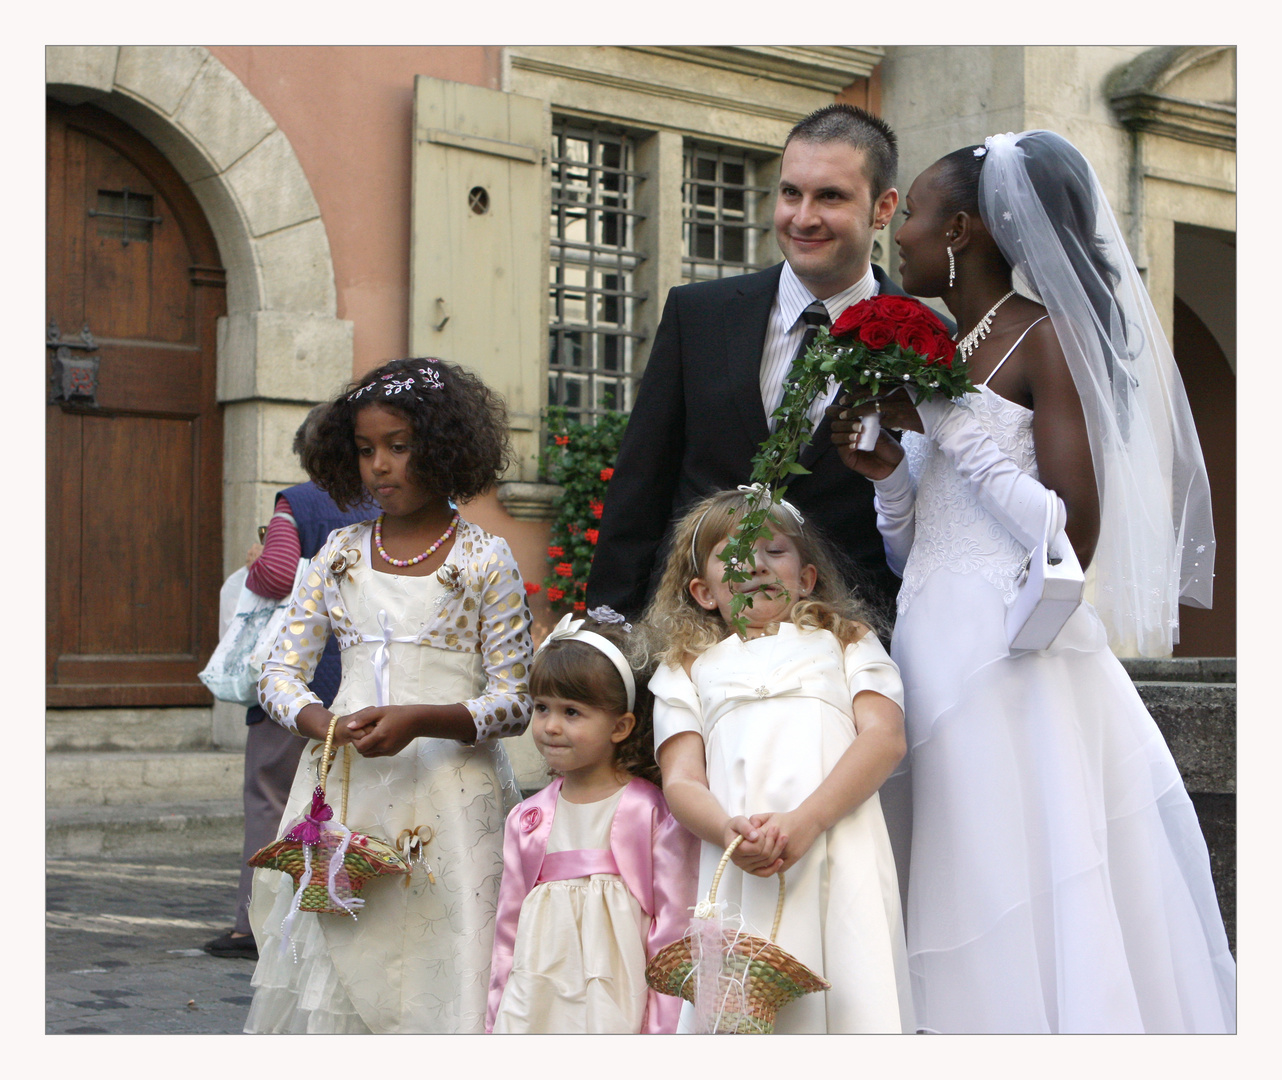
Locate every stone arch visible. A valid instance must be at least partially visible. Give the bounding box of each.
[1108,46,1235,152]
[47,46,354,580]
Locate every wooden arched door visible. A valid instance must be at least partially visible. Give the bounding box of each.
[47,100,225,706]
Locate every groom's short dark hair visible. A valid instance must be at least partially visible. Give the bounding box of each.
[786,104,898,199]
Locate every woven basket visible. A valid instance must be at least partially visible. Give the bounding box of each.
[645,835,830,1034]
[247,717,410,914]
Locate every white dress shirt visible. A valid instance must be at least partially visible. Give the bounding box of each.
[759,262,879,431]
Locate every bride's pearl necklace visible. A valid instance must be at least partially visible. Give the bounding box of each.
[957,290,1016,361]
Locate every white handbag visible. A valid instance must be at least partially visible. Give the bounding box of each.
[1005,490,1084,651]
[199,557,309,705]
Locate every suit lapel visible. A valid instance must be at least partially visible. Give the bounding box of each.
[725,264,782,447]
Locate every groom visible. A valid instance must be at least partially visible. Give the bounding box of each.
[587,104,921,622]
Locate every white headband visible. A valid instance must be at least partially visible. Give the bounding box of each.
[690,484,806,572]
[535,612,636,712]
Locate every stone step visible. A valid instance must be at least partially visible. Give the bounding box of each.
[1133,682,1235,794]
[46,800,244,858]
[1122,656,1235,955]
[46,750,244,808]
[46,707,216,753]
[1120,656,1235,684]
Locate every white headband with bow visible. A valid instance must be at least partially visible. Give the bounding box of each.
[535,612,636,712]
[690,484,805,572]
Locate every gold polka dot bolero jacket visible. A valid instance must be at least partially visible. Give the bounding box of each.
[256,517,534,742]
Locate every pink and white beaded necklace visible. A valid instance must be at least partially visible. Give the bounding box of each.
[373,511,460,568]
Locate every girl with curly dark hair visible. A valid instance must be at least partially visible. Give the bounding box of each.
[247,357,534,1034]
[485,611,698,1034]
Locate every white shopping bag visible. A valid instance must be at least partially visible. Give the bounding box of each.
[199,558,308,705]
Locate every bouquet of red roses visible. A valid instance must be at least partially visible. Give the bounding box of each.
[718,294,971,634]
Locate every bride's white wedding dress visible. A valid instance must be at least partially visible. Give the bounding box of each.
[877,375,1236,1033]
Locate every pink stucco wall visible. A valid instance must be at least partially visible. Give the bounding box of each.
[208,46,556,634]
[208,46,502,378]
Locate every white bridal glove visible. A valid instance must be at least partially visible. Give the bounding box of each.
[914,396,1064,551]
[871,453,916,578]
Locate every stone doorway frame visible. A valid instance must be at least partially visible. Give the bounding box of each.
[47,46,354,744]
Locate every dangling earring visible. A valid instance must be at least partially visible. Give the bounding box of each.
[946,244,956,289]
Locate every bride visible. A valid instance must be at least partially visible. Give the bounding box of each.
[831,130,1234,1033]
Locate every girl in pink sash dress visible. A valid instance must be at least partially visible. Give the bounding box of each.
[486,612,698,1034]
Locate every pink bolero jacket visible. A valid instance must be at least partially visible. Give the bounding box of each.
[485,776,699,1034]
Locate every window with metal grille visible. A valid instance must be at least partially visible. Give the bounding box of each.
[682,143,771,283]
[90,188,160,244]
[548,120,647,423]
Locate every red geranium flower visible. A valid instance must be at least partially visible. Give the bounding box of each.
[554,435,570,446]
[524,582,541,595]
[547,545,564,558]
[590,500,604,519]
[585,528,599,545]
[599,467,614,482]
[567,523,580,535]
[573,601,586,611]
[546,586,564,602]
[555,562,574,578]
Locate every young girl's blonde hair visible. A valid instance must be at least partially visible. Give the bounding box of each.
[635,490,880,669]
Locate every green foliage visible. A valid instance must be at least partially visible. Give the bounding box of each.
[718,327,976,636]
[536,407,629,613]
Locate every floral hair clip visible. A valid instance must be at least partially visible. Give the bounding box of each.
[976,132,1016,159]
[586,605,632,633]
[346,364,444,402]
[415,365,445,390]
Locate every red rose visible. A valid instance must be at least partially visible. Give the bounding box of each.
[599,467,614,481]
[831,300,875,338]
[859,317,896,351]
[554,435,570,446]
[585,528,599,545]
[914,305,949,334]
[590,500,604,519]
[871,295,923,323]
[547,545,564,558]
[896,322,939,358]
[524,582,541,595]
[546,586,564,602]
[931,334,957,367]
[555,562,574,578]
[573,601,587,612]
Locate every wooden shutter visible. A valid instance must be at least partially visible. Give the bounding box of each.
[409,77,548,453]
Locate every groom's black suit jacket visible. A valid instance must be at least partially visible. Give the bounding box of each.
[587,261,928,622]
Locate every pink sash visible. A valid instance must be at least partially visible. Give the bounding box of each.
[536,849,620,883]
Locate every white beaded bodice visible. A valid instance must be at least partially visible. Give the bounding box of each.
[898,386,1038,616]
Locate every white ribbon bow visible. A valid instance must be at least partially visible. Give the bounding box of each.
[535,613,636,711]
[365,609,417,708]
[736,483,805,526]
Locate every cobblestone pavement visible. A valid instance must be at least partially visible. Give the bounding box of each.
[47,851,255,1034]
